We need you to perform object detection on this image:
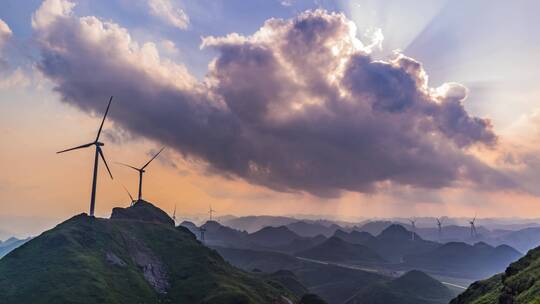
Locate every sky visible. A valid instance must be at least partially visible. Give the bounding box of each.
[1,0,540,237]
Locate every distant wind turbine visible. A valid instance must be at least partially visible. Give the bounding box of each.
[57,96,114,217]
[409,219,417,241]
[436,217,443,240]
[117,147,165,201]
[172,204,177,224]
[209,205,216,221]
[469,216,477,238]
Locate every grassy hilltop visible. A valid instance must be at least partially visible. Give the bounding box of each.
[0,201,295,304]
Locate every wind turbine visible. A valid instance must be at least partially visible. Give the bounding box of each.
[409,219,417,241]
[121,184,137,206]
[172,204,177,224]
[436,217,443,240]
[208,205,216,221]
[57,96,114,217]
[469,216,477,238]
[117,147,165,201]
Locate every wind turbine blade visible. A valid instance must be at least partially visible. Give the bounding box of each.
[57,142,94,154]
[95,96,113,142]
[116,162,141,171]
[142,147,165,169]
[98,147,114,179]
[121,184,134,201]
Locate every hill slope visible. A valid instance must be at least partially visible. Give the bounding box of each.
[0,202,294,304]
[405,241,522,279]
[345,270,454,304]
[296,236,384,264]
[451,245,540,303]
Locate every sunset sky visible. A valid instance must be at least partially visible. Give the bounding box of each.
[1,0,540,237]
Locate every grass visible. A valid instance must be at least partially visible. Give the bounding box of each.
[0,203,296,304]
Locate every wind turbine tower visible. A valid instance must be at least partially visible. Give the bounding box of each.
[57,96,114,216]
[172,204,177,224]
[436,218,443,240]
[209,205,216,221]
[469,216,477,238]
[409,219,417,241]
[117,147,165,201]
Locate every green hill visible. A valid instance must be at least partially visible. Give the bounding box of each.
[451,245,540,303]
[0,201,295,304]
[344,270,454,304]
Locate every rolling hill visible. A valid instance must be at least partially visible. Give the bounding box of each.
[0,201,295,304]
[333,229,375,244]
[405,241,522,279]
[450,244,540,303]
[344,270,454,304]
[248,226,303,247]
[296,236,384,264]
[364,224,440,262]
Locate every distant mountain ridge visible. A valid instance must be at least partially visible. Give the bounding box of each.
[345,270,454,304]
[0,237,31,258]
[405,241,522,279]
[296,236,384,264]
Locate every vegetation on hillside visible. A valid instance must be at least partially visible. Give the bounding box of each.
[0,202,295,304]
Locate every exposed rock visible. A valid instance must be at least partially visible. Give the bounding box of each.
[111,200,174,226]
[105,252,127,267]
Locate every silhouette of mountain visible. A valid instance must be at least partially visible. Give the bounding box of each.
[0,202,296,304]
[248,226,303,247]
[345,270,454,304]
[214,246,303,273]
[296,236,384,264]
[0,237,31,258]
[357,221,394,236]
[405,241,522,279]
[213,245,388,304]
[333,229,375,244]
[222,216,299,233]
[200,220,249,247]
[179,220,199,235]
[295,263,387,304]
[286,221,340,237]
[488,226,540,253]
[450,244,540,303]
[364,224,440,262]
[269,234,327,254]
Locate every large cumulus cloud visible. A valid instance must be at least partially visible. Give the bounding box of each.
[33,0,512,197]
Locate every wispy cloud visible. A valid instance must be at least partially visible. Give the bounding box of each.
[147,0,189,30]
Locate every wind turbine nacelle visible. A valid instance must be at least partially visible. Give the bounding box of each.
[96,142,105,146]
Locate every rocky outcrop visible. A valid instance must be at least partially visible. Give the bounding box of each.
[111,200,174,226]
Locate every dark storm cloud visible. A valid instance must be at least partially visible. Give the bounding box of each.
[33,1,513,197]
